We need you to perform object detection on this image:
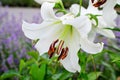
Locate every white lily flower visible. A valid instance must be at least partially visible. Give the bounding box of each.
[117,0,120,4]
[22,2,103,73]
[70,0,115,41]
[34,0,57,4]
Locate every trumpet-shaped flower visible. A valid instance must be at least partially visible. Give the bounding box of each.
[70,0,116,41]
[22,2,103,73]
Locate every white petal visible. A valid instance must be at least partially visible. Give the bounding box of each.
[70,4,80,16]
[88,27,97,42]
[34,24,65,55]
[80,37,104,54]
[60,28,81,73]
[22,20,64,40]
[22,21,56,40]
[96,28,115,39]
[117,0,120,4]
[60,56,78,73]
[41,2,58,21]
[97,18,115,39]
[103,0,117,26]
[35,37,55,55]
[35,0,57,4]
[63,16,92,37]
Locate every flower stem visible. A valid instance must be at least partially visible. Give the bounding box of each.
[91,55,97,80]
[58,0,67,14]
[78,0,83,16]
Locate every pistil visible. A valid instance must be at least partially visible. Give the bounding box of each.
[57,40,64,55]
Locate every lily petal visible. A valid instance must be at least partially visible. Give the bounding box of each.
[88,27,97,41]
[35,0,57,4]
[60,56,77,73]
[96,28,115,39]
[97,18,115,38]
[60,28,81,73]
[41,2,58,21]
[63,16,92,37]
[35,37,55,55]
[70,4,80,16]
[117,0,120,4]
[22,21,56,40]
[22,20,64,40]
[80,37,104,54]
[103,0,117,26]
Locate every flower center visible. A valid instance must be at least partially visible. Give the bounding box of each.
[48,39,69,60]
[92,0,107,7]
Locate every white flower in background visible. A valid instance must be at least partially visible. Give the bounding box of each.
[70,0,116,41]
[34,0,57,4]
[22,2,103,73]
[117,0,120,4]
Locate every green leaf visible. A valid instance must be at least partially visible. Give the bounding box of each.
[30,64,40,80]
[78,51,87,72]
[30,63,46,80]
[105,27,120,32]
[22,76,32,80]
[28,51,39,60]
[109,52,120,62]
[79,72,88,80]
[19,59,25,73]
[87,72,101,80]
[52,73,62,80]
[59,71,72,80]
[39,64,46,80]
[0,70,21,80]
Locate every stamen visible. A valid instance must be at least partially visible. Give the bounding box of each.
[58,47,69,60]
[61,47,68,60]
[48,39,59,58]
[58,48,65,60]
[57,40,64,55]
[91,0,94,3]
[93,0,107,7]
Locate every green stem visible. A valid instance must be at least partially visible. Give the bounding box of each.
[79,0,83,16]
[91,55,97,80]
[58,0,67,14]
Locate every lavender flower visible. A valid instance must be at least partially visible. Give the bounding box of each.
[0,7,41,73]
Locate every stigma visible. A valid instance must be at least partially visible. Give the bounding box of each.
[92,0,107,7]
[48,39,69,60]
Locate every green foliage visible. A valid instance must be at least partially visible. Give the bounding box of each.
[0,70,21,80]
[1,47,120,80]
[105,27,120,32]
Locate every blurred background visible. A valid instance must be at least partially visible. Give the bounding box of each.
[0,0,120,80]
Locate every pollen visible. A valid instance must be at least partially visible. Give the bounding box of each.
[92,0,107,7]
[48,39,69,60]
[48,39,59,58]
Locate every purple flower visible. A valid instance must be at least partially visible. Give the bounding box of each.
[115,15,120,27]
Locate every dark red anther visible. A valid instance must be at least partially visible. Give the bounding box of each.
[58,47,69,60]
[91,0,94,3]
[93,0,107,7]
[61,47,68,60]
[57,40,64,55]
[48,39,59,58]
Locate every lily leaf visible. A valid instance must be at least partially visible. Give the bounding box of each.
[105,27,120,32]
[87,72,101,80]
[28,51,39,60]
[0,70,21,80]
